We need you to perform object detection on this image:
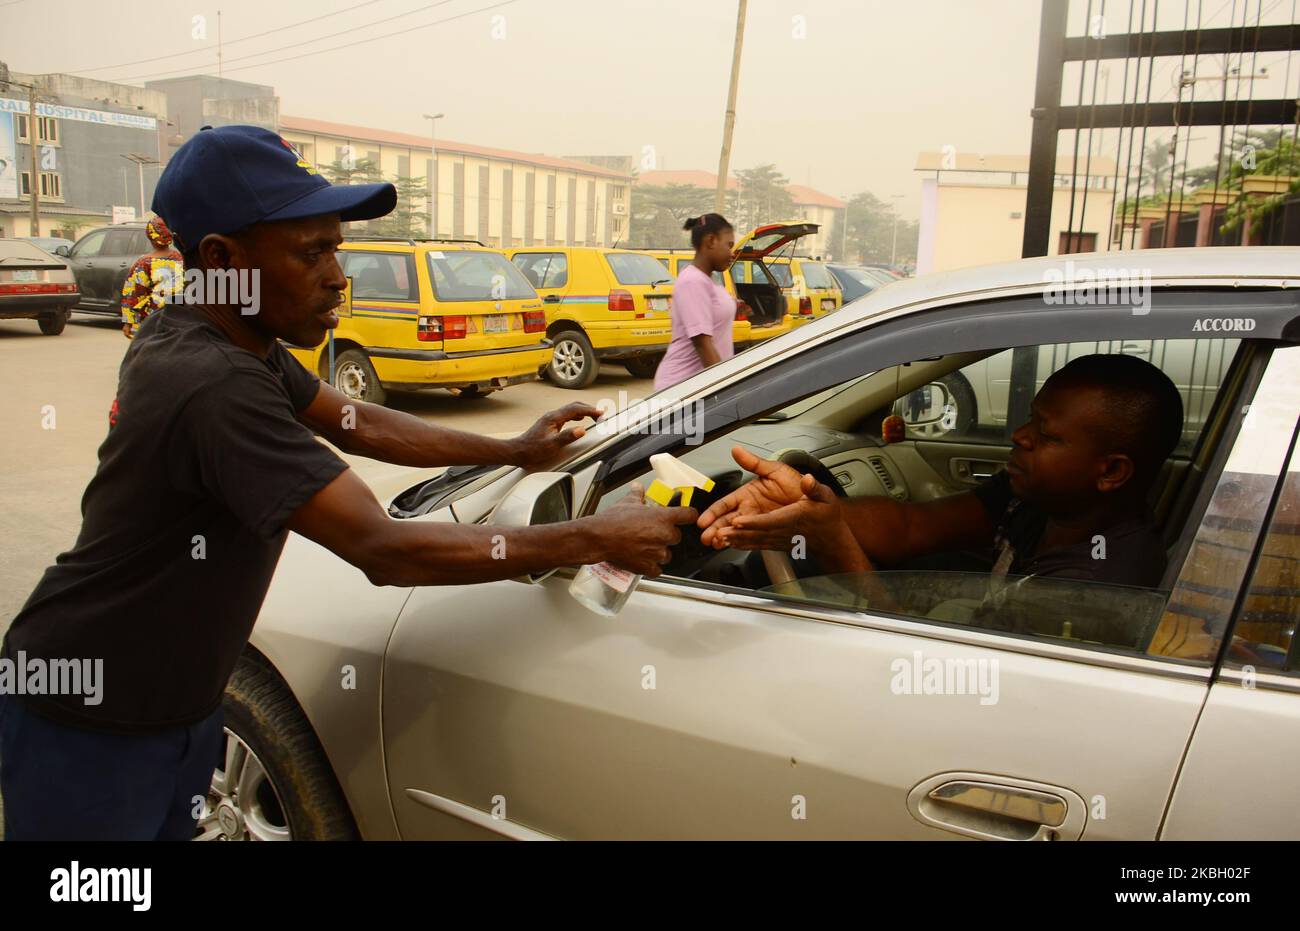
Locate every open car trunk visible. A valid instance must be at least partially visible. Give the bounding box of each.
[734,280,786,327]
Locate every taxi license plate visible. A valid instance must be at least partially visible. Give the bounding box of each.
[484,314,510,334]
[821,298,835,311]
[648,296,669,312]
[12,270,37,283]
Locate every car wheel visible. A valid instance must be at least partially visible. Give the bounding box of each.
[37,309,67,336]
[332,349,387,406]
[547,329,599,389]
[623,352,663,379]
[199,654,359,841]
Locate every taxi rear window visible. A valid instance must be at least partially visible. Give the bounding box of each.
[605,252,674,285]
[800,262,835,289]
[426,251,536,302]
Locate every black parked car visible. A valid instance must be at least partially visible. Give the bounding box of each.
[826,263,884,304]
[66,222,153,317]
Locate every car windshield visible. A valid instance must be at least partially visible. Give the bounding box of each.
[605,252,673,285]
[425,251,536,302]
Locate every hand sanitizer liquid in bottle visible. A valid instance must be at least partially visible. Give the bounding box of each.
[569,453,714,617]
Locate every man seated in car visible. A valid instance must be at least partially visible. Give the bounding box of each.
[698,354,1185,620]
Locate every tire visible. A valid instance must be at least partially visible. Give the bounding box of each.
[37,309,67,336]
[332,348,387,406]
[623,352,663,380]
[910,372,978,439]
[546,329,599,389]
[202,654,359,841]
[939,372,977,435]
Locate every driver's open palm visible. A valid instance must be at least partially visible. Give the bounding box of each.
[698,446,806,546]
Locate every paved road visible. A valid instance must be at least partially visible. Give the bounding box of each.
[0,312,652,629]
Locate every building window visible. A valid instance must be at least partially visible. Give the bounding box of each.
[297,141,314,164]
[16,116,59,145]
[20,171,63,200]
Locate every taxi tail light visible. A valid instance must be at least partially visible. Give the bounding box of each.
[607,289,635,312]
[734,300,751,321]
[417,315,442,342]
[0,281,76,296]
[799,296,813,315]
[523,309,546,333]
[442,315,468,339]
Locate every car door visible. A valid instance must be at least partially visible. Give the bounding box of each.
[1162,347,1300,838]
[67,228,109,305]
[103,228,148,310]
[379,289,1298,840]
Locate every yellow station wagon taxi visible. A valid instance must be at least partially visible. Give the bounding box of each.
[766,255,844,319]
[286,240,552,405]
[506,247,676,388]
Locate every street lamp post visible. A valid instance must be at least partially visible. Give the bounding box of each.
[422,112,444,239]
[889,194,904,267]
[121,154,159,219]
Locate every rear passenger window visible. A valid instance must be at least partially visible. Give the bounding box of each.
[342,251,417,301]
[906,339,1240,457]
[511,252,568,288]
[1229,441,1300,673]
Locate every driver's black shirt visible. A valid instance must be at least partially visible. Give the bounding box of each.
[2,305,347,734]
[972,471,1167,588]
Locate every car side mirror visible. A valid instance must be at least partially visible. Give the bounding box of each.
[55,245,71,256]
[898,382,957,431]
[486,471,575,583]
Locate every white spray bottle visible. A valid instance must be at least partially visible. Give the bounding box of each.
[569,452,714,617]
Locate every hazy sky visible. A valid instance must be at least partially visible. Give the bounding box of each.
[5,0,1299,219]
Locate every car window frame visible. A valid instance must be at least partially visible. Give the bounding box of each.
[571,288,1300,670]
[340,249,418,302]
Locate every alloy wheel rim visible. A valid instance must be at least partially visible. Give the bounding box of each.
[552,340,584,381]
[195,727,291,841]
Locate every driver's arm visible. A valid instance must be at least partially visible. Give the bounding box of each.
[837,492,995,567]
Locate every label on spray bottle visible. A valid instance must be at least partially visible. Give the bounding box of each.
[569,453,715,617]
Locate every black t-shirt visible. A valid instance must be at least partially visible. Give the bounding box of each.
[3,305,347,734]
[972,471,1167,587]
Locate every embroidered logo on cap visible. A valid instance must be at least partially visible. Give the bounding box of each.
[280,137,319,176]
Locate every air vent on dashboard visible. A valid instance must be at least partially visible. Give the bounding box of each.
[867,456,906,500]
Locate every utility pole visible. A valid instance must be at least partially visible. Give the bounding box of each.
[27,82,38,237]
[1,66,44,236]
[714,0,747,214]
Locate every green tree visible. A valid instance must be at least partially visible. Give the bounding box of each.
[320,157,382,186]
[628,182,713,248]
[370,175,429,240]
[829,191,916,265]
[728,164,794,231]
[1220,134,1300,237]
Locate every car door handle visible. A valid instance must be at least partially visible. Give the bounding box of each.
[118,262,130,269]
[908,774,1086,841]
[542,294,560,303]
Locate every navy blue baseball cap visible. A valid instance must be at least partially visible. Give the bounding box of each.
[152,124,396,252]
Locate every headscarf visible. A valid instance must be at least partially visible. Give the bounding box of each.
[145,215,173,249]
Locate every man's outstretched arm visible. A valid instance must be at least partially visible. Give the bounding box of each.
[298,380,602,471]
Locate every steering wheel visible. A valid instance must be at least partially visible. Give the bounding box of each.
[759,449,846,590]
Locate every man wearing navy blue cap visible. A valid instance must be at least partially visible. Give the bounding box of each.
[0,125,695,840]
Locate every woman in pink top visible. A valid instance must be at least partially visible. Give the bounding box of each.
[653,213,738,391]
